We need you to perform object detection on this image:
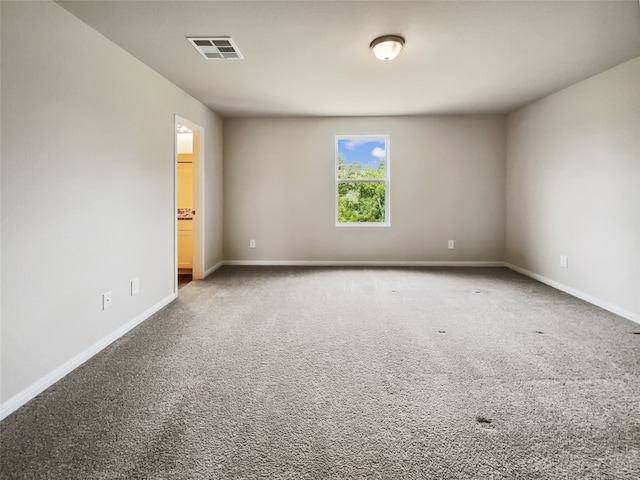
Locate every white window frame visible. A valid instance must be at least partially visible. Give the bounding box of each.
[335,134,390,227]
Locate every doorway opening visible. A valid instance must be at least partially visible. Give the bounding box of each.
[175,116,204,293]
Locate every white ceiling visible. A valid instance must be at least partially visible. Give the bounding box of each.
[57,0,640,118]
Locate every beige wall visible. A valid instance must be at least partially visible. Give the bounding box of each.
[223,116,506,263]
[0,1,223,411]
[202,121,224,273]
[506,57,640,319]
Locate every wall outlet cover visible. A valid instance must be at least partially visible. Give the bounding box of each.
[102,291,113,310]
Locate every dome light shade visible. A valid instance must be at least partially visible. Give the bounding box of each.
[370,35,405,61]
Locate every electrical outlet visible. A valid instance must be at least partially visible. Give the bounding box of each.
[448,240,455,249]
[560,255,568,268]
[102,291,113,310]
[250,239,256,249]
[131,278,140,296]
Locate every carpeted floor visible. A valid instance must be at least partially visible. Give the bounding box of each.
[1,266,639,479]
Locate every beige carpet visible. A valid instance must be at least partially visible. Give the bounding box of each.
[1,266,639,479]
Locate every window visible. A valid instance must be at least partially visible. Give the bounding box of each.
[336,135,390,226]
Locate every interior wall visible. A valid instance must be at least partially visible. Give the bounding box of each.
[223,116,506,263]
[201,117,224,274]
[0,1,223,411]
[506,57,640,320]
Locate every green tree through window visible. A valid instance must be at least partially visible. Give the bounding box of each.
[336,136,389,225]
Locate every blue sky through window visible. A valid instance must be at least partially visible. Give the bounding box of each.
[337,137,386,169]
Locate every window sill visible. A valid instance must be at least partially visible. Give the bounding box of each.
[336,222,390,227]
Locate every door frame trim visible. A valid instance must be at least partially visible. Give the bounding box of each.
[174,115,205,293]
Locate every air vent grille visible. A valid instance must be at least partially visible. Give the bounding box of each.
[187,37,243,60]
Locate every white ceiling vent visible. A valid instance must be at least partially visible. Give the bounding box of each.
[187,37,243,60]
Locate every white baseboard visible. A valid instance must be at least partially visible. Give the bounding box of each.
[0,293,176,421]
[203,261,224,278]
[223,260,505,267]
[504,263,640,325]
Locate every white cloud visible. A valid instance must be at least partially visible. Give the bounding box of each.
[371,147,386,158]
[344,139,366,150]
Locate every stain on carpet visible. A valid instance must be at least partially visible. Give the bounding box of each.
[476,415,492,424]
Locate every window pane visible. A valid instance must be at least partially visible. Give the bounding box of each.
[337,137,387,180]
[338,182,386,223]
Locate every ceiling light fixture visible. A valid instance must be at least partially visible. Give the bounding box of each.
[370,35,405,61]
[176,124,193,154]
